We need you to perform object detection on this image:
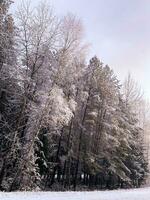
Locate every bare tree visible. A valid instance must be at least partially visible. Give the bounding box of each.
[122,73,143,110]
[58,13,89,65]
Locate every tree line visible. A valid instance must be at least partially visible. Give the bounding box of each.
[0,0,149,191]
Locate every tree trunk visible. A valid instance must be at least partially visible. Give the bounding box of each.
[73,90,91,190]
[49,128,64,186]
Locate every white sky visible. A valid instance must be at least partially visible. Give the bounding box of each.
[11,0,150,99]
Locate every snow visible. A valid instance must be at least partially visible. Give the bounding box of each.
[1,188,150,200]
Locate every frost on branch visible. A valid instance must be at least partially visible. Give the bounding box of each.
[36,86,76,128]
[49,86,75,126]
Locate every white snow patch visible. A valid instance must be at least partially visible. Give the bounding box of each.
[1,187,150,200]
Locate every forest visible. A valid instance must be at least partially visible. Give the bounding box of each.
[0,0,149,191]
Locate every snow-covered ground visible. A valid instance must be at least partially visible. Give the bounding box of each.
[1,187,150,200]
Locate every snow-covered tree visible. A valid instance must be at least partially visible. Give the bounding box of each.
[0,0,148,192]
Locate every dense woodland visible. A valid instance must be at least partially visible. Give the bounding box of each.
[0,0,149,191]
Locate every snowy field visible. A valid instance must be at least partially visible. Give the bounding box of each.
[1,188,150,200]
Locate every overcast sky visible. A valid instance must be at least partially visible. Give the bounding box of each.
[11,0,150,99]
